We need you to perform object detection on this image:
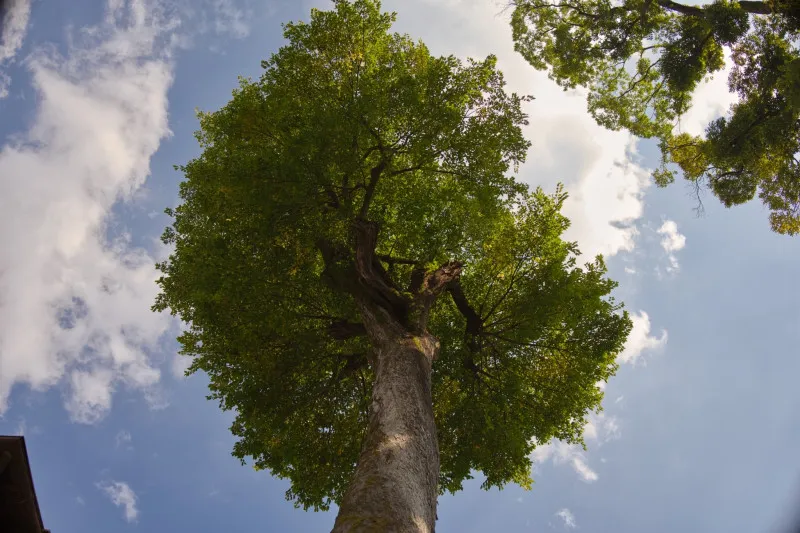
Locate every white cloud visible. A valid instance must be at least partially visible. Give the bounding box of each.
[583,411,621,444]
[98,480,139,522]
[657,220,686,274]
[0,0,30,62]
[0,0,179,422]
[571,456,598,483]
[382,0,652,260]
[618,311,668,365]
[0,0,259,423]
[76,495,86,505]
[556,508,577,529]
[678,49,738,138]
[115,429,132,448]
[532,411,619,482]
[0,0,265,421]
[212,0,250,38]
[532,440,599,483]
[171,353,193,379]
[0,0,31,97]
[658,221,686,252]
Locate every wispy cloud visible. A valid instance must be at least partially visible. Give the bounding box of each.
[556,508,577,529]
[618,311,668,365]
[532,440,598,483]
[0,0,178,422]
[115,429,132,449]
[0,0,30,62]
[583,412,621,444]
[571,455,598,483]
[532,410,620,483]
[0,0,279,423]
[0,0,31,97]
[98,480,139,522]
[211,0,250,38]
[657,220,686,274]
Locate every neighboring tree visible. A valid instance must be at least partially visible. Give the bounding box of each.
[154,1,631,531]
[510,0,800,234]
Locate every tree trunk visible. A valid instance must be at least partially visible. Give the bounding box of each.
[331,324,440,533]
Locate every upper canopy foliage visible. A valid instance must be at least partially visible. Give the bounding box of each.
[511,0,800,234]
[154,0,631,511]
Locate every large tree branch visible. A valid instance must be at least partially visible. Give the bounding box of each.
[737,1,771,15]
[657,0,771,16]
[409,261,463,333]
[518,0,771,24]
[335,352,370,381]
[329,319,368,340]
[299,313,369,340]
[359,160,388,218]
[447,280,483,336]
[656,0,704,16]
[377,254,421,266]
[351,219,410,317]
[421,262,463,296]
[446,278,486,364]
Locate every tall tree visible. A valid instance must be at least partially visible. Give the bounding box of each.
[154,1,631,531]
[511,0,800,234]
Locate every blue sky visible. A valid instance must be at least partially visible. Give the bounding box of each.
[0,0,798,531]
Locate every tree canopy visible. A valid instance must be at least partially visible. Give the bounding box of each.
[511,0,800,234]
[153,0,631,515]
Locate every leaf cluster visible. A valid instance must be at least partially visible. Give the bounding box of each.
[512,0,800,234]
[155,0,631,510]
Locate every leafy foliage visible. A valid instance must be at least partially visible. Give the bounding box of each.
[511,0,800,234]
[154,0,631,511]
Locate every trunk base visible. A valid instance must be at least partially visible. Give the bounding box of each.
[331,333,439,533]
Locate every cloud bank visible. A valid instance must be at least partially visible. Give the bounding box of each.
[0,0,176,422]
[0,0,260,422]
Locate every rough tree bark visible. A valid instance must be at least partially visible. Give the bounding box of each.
[322,219,464,532]
[330,318,440,532]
